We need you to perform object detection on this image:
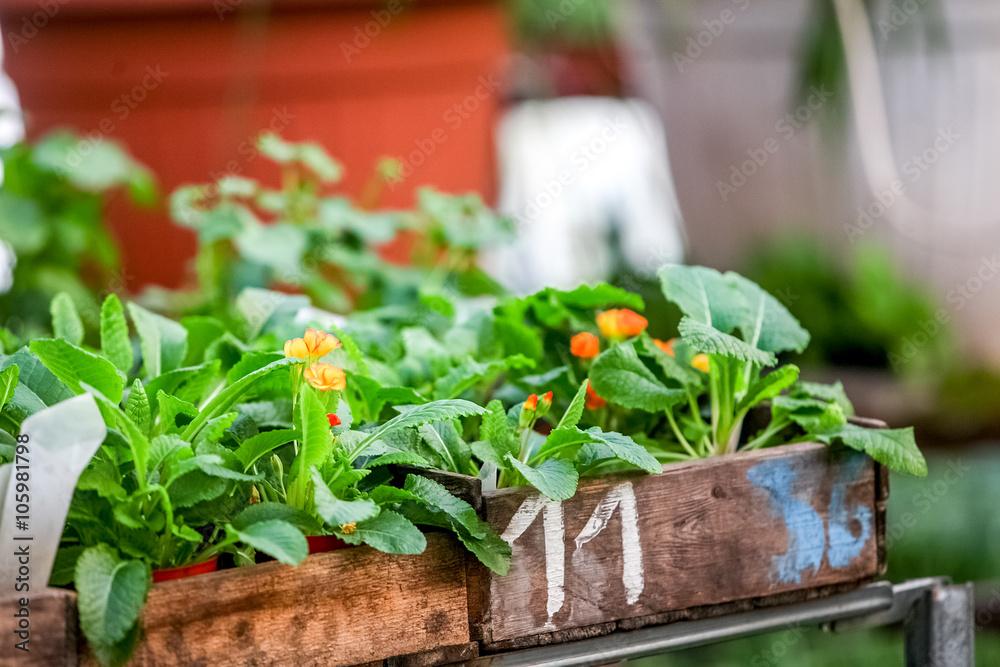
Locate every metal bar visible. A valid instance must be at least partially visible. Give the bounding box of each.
[905,581,974,667]
[466,582,896,667]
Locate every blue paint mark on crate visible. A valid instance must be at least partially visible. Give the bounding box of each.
[747,453,873,583]
[746,459,825,584]
[827,451,872,567]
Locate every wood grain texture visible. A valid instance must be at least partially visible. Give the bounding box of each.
[0,588,77,666]
[117,533,470,666]
[472,442,881,644]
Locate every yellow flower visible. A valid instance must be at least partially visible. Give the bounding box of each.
[340,522,357,535]
[284,328,342,363]
[596,309,648,339]
[691,354,710,373]
[304,363,347,391]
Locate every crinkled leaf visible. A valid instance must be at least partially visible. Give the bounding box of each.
[455,528,512,576]
[147,434,188,474]
[0,365,18,410]
[816,423,927,477]
[124,380,150,432]
[737,365,800,414]
[581,427,662,474]
[340,509,426,554]
[74,545,149,648]
[367,451,432,468]
[233,502,322,535]
[730,273,810,354]
[234,428,298,472]
[29,338,125,402]
[403,474,486,538]
[311,467,380,525]
[417,420,471,474]
[791,380,855,418]
[556,380,589,430]
[658,264,746,333]
[235,520,308,565]
[355,399,486,458]
[506,455,578,501]
[51,292,84,346]
[678,318,777,366]
[127,302,188,378]
[100,295,134,373]
[589,343,686,413]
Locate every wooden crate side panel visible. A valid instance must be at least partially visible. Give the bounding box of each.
[128,533,469,666]
[481,443,879,643]
[0,588,77,666]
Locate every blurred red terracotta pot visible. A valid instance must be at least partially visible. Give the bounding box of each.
[0,0,508,289]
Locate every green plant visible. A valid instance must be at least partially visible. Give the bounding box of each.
[0,292,511,666]
[0,131,155,341]
[588,264,927,476]
[170,134,512,318]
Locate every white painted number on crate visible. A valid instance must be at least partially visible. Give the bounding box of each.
[501,482,644,624]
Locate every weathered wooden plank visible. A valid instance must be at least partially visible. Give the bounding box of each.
[0,588,77,666]
[92,533,472,667]
[474,442,880,644]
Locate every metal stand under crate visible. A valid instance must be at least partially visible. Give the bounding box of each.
[464,578,974,667]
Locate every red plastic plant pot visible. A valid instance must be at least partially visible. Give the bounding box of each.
[152,556,220,583]
[306,534,351,554]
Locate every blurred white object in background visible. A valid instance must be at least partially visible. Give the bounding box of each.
[487,97,686,294]
[0,33,24,152]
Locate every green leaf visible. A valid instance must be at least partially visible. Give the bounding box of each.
[639,333,703,387]
[158,391,198,433]
[367,451,432,468]
[234,428,298,472]
[506,455,579,501]
[124,380,150,432]
[311,468,380,526]
[403,474,486,538]
[147,434,188,474]
[773,395,846,432]
[677,318,777,366]
[235,520,308,565]
[816,423,927,477]
[369,486,423,505]
[290,390,333,489]
[737,365,800,414]
[355,399,487,459]
[193,412,238,449]
[417,421,471,474]
[2,348,74,407]
[127,302,188,378]
[0,365,18,410]
[791,380,855,418]
[589,343,686,413]
[74,545,149,648]
[51,292,85,346]
[180,357,300,442]
[455,529,511,576]
[340,509,426,554]
[730,273,810,354]
[556,381,589,430]
[658,264,746,333]
[100,295,134,374]
[168,471,227,507]
[29,338,125,402]
[553,282,644,311]
[581,427,662,474]
[233,502,322,535]
[433,354,535,400]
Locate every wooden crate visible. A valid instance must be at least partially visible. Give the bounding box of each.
[2,534,474,666]
[0,588,77,666]
[449,441,888,649]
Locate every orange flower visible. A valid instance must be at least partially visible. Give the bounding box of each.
[596,309,648,339]
[653,338,676,356]
[691,354,710,373]
[304,363,347,391]
[524,394,539,411]
[585,380,607,410]
[327,414,342,427]
[570,332,600,359]
[284,328,342,362]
